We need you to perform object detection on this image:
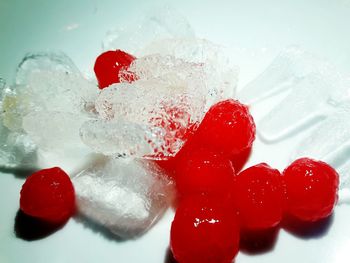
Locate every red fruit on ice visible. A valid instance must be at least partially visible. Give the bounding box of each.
[170,195,240,263]
[151,104,194,158]
[233,163,283,230]
[175,148,236,197]
[194,99,256,156]
[20,167,76,224]
[94,49,136,89]
[283,158,339,222]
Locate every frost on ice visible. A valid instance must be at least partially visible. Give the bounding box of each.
[238,47,350,199]
[0,52,98,168]
[238,47,350,142]
[82,47,238,159]
[72,157,174,238]
[102,6,195,55]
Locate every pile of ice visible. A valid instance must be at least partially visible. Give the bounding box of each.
[0,8,238,237]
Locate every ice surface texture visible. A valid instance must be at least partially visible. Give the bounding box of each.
[102,6,195,55]
[239,47,350,195]
[0,52,98,168]
[82,51,237,159]
[0,81,37,168]
[238,47,350,142]
[80,8,238,159]
[72,157,173,238]
[294,104,350,190]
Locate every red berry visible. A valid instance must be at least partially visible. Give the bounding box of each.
[171,195,240,263]
[20,167,76,224]
[283,158,339,222]
[175,148,236,197]
[94,49,136,89]
[195,99,256,156]
[231,146,252,172]
[232,163,283,230]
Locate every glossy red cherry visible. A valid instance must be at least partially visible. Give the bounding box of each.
[20,167,76,224]
[171,195,240,263]
[94,49,136,89]
[232,163,284,230]
[194,99,256,156]
[283,158,339,222]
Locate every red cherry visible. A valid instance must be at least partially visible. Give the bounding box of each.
[231,146,252,172]
[20,167,76,224]
[175,148,235,198]
[94,49,136,89]
[170,195,240,263]
[233,163,284,230]
[283,158,339,222]
[194,99,256,156]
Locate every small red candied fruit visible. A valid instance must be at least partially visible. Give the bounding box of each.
[175,148,235,198]
[94,49,136,89]
[20,167,76,224]
[283,158,339,222]
[230,146,252,172]
[170,195,240,263]
[233,163,284,230]
[194,99,256,156]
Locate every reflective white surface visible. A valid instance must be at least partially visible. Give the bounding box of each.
[1,0,350,262]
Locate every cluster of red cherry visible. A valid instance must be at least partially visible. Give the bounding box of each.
[19,49,339,263]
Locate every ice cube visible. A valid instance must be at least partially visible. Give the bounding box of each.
[94,79,202,158]
[338,161,350,191]
[102,6,195,55]
[16,52,80,85]
[0,121,37,169]
[2,53,98,132]
[94,52,237,158]
[22,111,89,154]
[79,119,164,158]
[258,74,334,142]
[242,47,350,142]
[0,81,37,168]
[72,157,173,238]
[292,103,350,193]
[238,47,335,104]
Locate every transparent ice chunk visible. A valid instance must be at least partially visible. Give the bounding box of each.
[102,6,195,55]
[293,104,350,193]
[238,47,336,104]
[93,51,238,158]
[16,52,80,85]
[134,41,238,105]
[72,157,173,238]
[258,74,336,142]
[0,81,37,168]
[94,79,202,158]
[22,111,89,154]
[2,53,98,132]
[80,119,164,158]
[242,47,350,142]
[0,120,37,169]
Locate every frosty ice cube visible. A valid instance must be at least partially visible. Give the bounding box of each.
[22,111,89,154]
[0,82,37,168]
[80,119,164,158]
[293,103,350,192]
[72,157,173,238]
[238,47,335,104]
[16,52,80,85]
[0,121,37,169]
[240,47,350,142]
[102,6,195,55]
